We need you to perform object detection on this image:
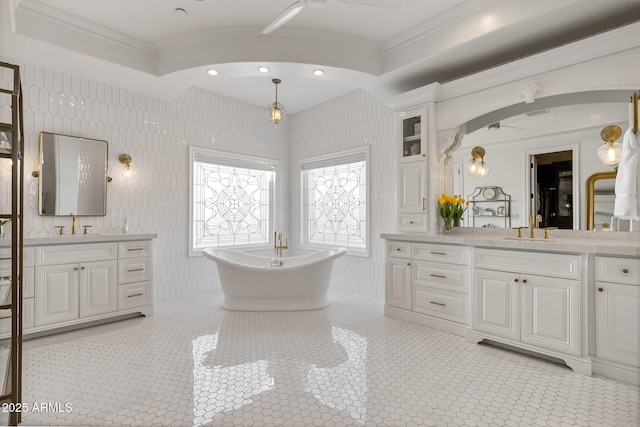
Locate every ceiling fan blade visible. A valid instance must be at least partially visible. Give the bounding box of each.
[262,0,306,34]
[337,0,398,6]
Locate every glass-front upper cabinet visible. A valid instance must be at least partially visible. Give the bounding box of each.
[399,112,426,163]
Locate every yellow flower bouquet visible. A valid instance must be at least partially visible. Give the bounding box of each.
[438,193,469,232]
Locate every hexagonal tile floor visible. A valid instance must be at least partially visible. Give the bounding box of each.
[14,290,640,426]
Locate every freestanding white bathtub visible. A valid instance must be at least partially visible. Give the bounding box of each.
[203,248,347,311]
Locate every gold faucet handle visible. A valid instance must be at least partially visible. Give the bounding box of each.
[82,225,92,235]
[542,227,558,239]
[512,226,527,238]
[54,225,65,235]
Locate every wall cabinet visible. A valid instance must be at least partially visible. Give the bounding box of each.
[594,256,640,383]
[398,161,428,232]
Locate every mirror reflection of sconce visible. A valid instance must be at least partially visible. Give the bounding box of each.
[597,125,622,168]
[119,154,134,179]
[466,146,491,178]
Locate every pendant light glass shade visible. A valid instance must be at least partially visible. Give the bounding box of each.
[267,78,286,126]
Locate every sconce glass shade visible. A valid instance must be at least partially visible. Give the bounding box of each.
[119,154,134,179]
[466,146,490,178]
[597,141,622,168]
[597,125,623,168]
[267,78,286,126]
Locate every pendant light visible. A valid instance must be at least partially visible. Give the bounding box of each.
[267,78,286,126]
[466,146,491,178]
[597,125,622,168]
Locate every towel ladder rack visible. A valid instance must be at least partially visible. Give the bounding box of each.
[633,91,638,134]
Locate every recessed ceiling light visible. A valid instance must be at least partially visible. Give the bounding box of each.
[207,69,218,76]
[258,66,270,73]
[313,69,324,76]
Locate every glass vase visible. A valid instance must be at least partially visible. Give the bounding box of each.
[453,217,461,228]
[443,217,452,233]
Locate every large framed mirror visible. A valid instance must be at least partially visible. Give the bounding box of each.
[37,132,109,216]
[586,171,617,231]
[451,90,629,230]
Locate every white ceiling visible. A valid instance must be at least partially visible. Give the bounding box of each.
[4,0,640,113]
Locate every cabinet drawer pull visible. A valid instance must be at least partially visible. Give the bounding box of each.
[396,248,401,251]
[429,301,446,307]
[127,248,144,252]
[622,269,629,274]
[598,287,604,292]
[430,274,446,279]
[422,197,426,210]
[430,251,446,255]
[409,221,414,224]
[127,268,145,273]
[127,293,144,298]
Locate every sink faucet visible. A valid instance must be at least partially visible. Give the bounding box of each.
[71,213,77,235]
[528,214,535,238]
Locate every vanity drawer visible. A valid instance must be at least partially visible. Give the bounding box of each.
[414,261,468,293]
[118,258,152,284]
[0,247,34,269]
[413,286,468,324]
[36,243,117,266]
[412,243,468,265]
[387,241,411,259]
[399,214,427,232]
[0,267,34,299]
[118,281,151,310]
[118,241,152,259]
[596,256,640,285]
[474,248,580,279]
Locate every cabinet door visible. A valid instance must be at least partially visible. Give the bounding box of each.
[80,260,117,318]
[472,269,519,341]
[398,161,427,214]
[596,282,640,367]
[521,275,580,355]
[35,264,79,326]
[386,257,412,310]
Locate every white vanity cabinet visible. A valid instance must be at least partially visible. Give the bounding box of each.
[35,243,118,326]
[469,248,588,374]
[398,161,428,232]
[0,235,157,338]
[386,242,412,310]
[594,256,640,382]
[385,240,470,336]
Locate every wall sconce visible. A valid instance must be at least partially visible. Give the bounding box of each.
[466,146,491,178]
[119,154,134,179]
[597,125,622,168]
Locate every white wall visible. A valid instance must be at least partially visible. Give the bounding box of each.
[289,90,397,298]
[0,59,289,302]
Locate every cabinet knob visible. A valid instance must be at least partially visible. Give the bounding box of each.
[81,266,86,270]
[396,248,401,251]
[514,278,519,283]
[409,221,414,224]
[598,287,604,292]
[522,279,527,284]
[622,269,629,274]
[406,263,411,266]
[73,267,78,271]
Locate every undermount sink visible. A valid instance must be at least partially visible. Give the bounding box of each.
[503,236,557,242]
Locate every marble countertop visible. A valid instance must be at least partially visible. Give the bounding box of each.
[381,231,640,257]
[0,233,158,248]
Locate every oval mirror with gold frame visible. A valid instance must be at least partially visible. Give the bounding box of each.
[586,171,617,230]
